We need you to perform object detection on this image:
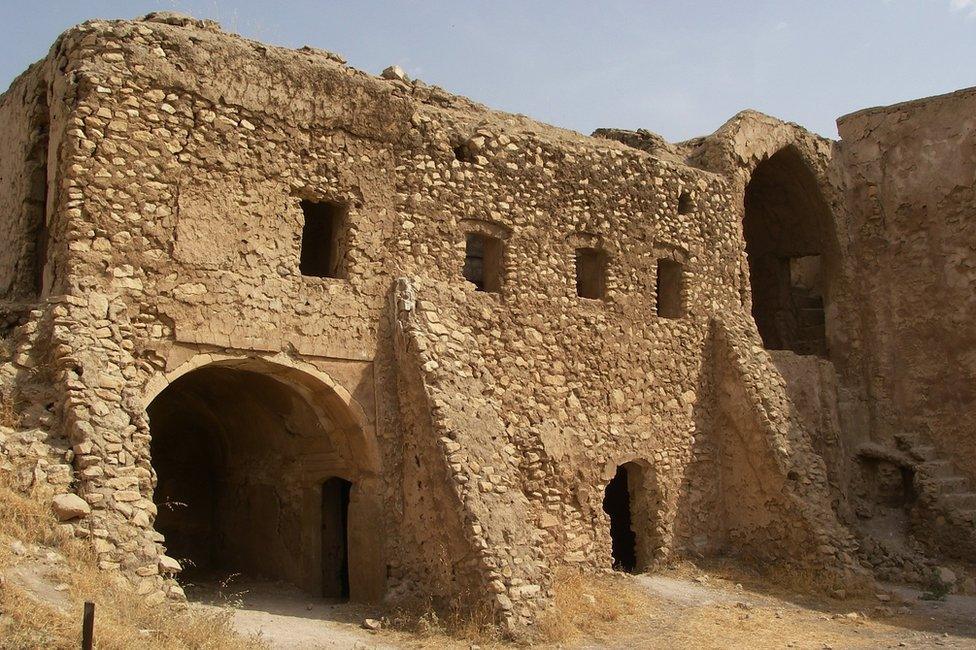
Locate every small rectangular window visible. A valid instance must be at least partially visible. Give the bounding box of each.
[463,232,503,292]
[576,248,606,299]
[656,259,684,318]
[300,200,347,278]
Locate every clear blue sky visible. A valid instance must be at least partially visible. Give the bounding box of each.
[1,1,974,140]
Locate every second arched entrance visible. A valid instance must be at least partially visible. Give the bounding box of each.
[743,145,835,357]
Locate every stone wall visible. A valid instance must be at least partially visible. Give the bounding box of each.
[392,278,548,630]
[771,351,847,497]
[835,88,976,483]
[0,11,879,633]
[0,64,48,300]
[712,316,860,574]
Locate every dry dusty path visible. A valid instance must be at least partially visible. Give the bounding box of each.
[613,572,976,649]
[195,570,976,649]
[190,581,397,649]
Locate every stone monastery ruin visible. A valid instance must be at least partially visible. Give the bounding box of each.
[1,11,975,634]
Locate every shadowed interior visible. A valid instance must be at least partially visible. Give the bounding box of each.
[148,364,353,598]
[604,465,637,572]
[744,146,833,357]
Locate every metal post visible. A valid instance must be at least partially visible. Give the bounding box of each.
[81,601,95,650]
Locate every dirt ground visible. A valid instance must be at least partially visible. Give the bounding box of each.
[189,567,976,649]
[189,579,398,649]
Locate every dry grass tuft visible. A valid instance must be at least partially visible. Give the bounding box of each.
[765,561,872,598]
[692,556,873,600]
[0,471,266,649]
[0,387,18,429]
[0,474,67,555]
[536,569,648,644]
[387,593,501,646]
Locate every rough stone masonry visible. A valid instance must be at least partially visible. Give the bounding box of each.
[0,11,974,634]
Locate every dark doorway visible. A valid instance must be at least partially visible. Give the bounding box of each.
[744,146,832,357]
[322,477,351,599]
[603,465,637,572]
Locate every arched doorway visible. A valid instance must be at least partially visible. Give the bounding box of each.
[147,358,380,600]
[744,146,834,357]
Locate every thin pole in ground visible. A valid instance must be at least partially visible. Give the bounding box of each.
[81,601,95,650]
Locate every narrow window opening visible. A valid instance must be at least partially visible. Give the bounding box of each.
[603,465,637,572]
[576,247,607,299]
[677,192,692,215]
[463,232,503,293]
[899,466,918,506]
[322,477,352,600]
[299,200,347,278]
[656,259,684,319]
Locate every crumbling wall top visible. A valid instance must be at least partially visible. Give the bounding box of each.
[685,109,834,182]
[138,11,222,32]
[36,13,729,178]
[836,84,976,138]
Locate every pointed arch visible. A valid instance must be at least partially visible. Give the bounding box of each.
[744,145,837,356]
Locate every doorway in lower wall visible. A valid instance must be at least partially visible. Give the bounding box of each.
[603,464,638,572]
[322,477,352,599]
[147,358,381,602]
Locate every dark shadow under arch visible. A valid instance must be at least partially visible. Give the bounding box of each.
[148,362,370,600]
[744,145,834,357]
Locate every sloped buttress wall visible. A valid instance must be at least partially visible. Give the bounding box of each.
[392,278,548,633]
[712,314,865,580]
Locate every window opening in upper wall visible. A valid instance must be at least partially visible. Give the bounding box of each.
[656,259,684,319]
[576,247,607,299]
[299,200,347,279]
[463,232,503,293]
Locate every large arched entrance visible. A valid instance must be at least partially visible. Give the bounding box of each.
[147,358,383,601]
[744,145,834,357]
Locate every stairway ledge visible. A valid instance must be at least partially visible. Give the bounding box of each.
[855,441,913,466]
